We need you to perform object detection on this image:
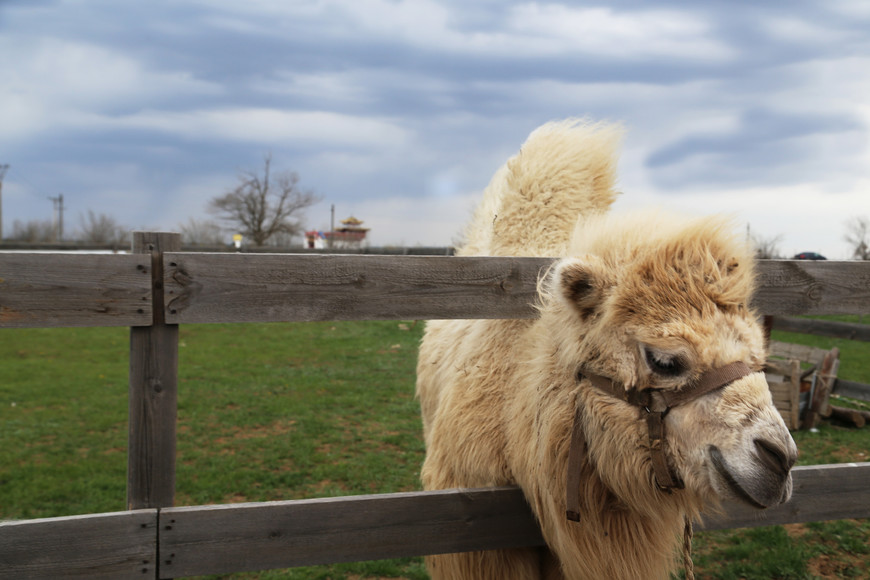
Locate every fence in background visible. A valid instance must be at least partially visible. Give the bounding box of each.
[2,232,870,579]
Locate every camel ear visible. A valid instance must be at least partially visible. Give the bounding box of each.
[553,256,611,319]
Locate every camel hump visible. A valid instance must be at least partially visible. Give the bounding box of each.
[457,118,623,257]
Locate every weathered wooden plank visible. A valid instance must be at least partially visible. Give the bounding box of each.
[770,391,794,406]
[159,487,545,577]
[773,315,870,342]
[803,352,839,429]
[1,465,864,579]
[162,253,550,324]
[755,260,870,315]
[128,232,180,510]
[0,253,868,328]
[833,379,870,402]
[0,253,151,328]
[824,405,867,427]
[158,463,869,577]
[768,340,830,364]
[162,255,870,324]
[700,462,870,530]
[0,510,157,580]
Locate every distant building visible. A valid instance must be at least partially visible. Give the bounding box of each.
[305,216,370,250]
[304,230,326,249]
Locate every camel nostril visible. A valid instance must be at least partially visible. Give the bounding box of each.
[754,438,795,475]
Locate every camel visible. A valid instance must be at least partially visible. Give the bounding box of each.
[416,119,797,579]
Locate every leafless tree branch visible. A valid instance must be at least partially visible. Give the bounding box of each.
[752,233,783,259]
[77,211,128,245]
[845,216,870,260]
[209,154,320,247]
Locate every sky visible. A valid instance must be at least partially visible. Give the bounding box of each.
[1,0,869,257]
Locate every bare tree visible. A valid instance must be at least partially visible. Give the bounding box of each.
[845,216,870,260]
[178,217,225,246]
[9,219,55,242]
[209,155,320,247]
[78,210,128,245]
[751,233,783,259]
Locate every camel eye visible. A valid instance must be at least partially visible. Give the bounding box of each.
[645,349,686,377]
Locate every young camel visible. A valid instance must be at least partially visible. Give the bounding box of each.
[417,120,797,579]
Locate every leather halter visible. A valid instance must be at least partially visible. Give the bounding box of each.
[566,360,754,522]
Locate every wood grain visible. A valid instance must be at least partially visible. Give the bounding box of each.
[755,259,870,315]
[159,487,545,577]
[127,232,180,510]
[1,464,866,579]
[1,253,868,327]
[0,253,151,328]
[162,254,870,324]
[156,463,870,577]
[0,510,157,580]
[162,253,550,324]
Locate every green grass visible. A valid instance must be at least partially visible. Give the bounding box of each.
[1,320,869,579]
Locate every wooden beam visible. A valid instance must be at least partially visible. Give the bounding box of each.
[162,255,870,324]
[1,464,866,579]
[700,462,870,530]
[159,487,545,578]
[127,232,181,510]
[822,405,868,428]
[0,510,157,580]
[772,315,870,342]
[162,253,549,324]
[756,260,870,315]
[833,379,870,402]
[768,340,831,364]
[1,253,868,327]
[0,253,151,328]
[156,462,870,578]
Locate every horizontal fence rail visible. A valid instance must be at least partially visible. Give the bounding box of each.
[0,510,157,580]
[0,253,152,328]
[755,259,870,315]
[160,254,870,324]
[773,315,870,342]
[3,254,870,328]
[2,463,868,579]
[158,487,545,578]
[161,253,549,323]
[833,379,870,402]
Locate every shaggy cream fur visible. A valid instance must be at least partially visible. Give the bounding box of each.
[417,119,797,579]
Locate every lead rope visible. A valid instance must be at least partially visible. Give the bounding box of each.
[683,516,695,580]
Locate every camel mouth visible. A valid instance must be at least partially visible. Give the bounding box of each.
[709,446,772,509]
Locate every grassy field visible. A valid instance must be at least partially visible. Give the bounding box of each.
[1,319,868,579]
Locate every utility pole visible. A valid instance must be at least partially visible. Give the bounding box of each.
[329,203,335,250]
[59,193,65,241]
[0,164,8,241]
[48,194,66,241]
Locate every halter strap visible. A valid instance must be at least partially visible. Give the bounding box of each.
[565,360,754,522]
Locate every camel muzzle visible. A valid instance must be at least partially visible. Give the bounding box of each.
[709,441,795,509]
[567,360,755,522]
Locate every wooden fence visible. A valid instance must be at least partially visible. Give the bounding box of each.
[2,232,870,579]
[770,315,870,402]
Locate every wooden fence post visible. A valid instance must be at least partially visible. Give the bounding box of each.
[128,232,181,510]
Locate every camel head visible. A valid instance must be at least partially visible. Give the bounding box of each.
[546,211,797,516]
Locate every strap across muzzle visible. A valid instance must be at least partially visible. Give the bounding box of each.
[566,360,754,522]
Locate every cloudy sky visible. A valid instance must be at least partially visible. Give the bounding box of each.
[2,0,869,257]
